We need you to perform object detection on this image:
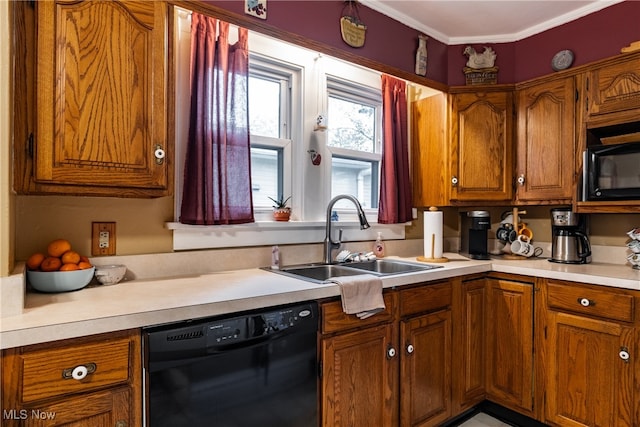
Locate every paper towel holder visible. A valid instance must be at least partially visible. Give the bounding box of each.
[417,207,449,263]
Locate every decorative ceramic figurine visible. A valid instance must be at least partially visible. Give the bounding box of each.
[463,46,497,69]
[415,34,428,76]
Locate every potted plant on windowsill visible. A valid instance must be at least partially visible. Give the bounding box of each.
[268,196,292,222]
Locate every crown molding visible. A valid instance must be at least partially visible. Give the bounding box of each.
[360,0,625,45]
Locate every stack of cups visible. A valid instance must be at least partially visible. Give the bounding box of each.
[626,228,640,269]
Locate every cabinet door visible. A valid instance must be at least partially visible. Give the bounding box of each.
[546,311,635,427]
[400,310,452,427]
[35,0,169,196]
[516,77,576,202]
[486,278,534,417]
[412,93,449,207]
[452,277,486,412]
[321,323,399,427]
[587,54,640,117]
[450,91,513,202]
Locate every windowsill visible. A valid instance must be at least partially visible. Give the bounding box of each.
[166,221,407,250]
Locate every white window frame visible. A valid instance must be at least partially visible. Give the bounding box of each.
[167,8,407,251]
[326,75,383,213]
[248,56,296,219]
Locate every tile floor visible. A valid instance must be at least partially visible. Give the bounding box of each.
[458,412,513,427]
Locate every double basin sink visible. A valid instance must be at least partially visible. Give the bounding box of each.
[264,259,443,283]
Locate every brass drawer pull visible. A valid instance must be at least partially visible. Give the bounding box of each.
[62,363,97,380]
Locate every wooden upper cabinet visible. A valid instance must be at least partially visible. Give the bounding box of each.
[449,90,513,202]
[412,93,449,207]
[30,0,169,197]
[515,76,576,203]
[586,53,640,120]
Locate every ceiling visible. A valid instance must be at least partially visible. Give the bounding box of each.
[360,0,625,44]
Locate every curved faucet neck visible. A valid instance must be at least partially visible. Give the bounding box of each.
[323,195,370,264]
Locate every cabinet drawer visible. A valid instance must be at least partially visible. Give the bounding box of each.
[547,281,635,323]
[400,281,452,317]
[17,335,133,403]
[321,292,397,334]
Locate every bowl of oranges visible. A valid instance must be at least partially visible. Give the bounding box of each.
[26,239,95,293]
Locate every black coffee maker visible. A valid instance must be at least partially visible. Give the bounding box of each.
[549,207,592,264]
[459,210,491,260]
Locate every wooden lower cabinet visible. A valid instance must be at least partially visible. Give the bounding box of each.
[320,280,454,427]
[486,274,535,418]
[400,309,452,426]
[452,276,486,413]
[1,329,142,427]
[320,292,399,427]
[542,279,638,427]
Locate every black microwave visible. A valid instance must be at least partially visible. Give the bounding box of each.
[583,141,640,201]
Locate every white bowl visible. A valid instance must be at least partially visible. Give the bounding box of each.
[27,267,95,293]
[94,264,127,285]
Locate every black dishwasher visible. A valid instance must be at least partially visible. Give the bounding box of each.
[144,301,319,427]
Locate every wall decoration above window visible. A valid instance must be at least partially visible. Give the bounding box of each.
[463,45,498,85]
[245,0,267,19]
[340,1,366,48]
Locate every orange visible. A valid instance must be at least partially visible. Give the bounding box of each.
[79,255,90,264]
[47,239,72,257]
[60,263,80,271]
[61,250,81,265]
[40,257,62,272]
[26,253,46,270]
[78,261,93,270]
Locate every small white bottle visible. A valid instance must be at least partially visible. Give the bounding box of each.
[271,245,280,270]
[373,232,385,258]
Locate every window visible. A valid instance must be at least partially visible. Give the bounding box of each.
[248,59,295,210]
[327,78,382,210]
[169,9,407,250]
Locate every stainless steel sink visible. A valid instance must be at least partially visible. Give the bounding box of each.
[264,259,443,283]
[346,259,440,275]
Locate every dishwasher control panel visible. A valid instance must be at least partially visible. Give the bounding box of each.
[145,301,317,361]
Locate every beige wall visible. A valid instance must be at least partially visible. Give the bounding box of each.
[15,196,174,261]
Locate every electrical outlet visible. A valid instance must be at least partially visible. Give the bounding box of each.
[92,222,116,256]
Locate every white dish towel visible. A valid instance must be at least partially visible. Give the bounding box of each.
[328,274,385,319]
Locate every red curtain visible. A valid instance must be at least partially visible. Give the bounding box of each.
[378,74,412,224]
[180,14,254,225]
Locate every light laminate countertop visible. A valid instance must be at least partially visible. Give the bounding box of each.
[1,253,639,349]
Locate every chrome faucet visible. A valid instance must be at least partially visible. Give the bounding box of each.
[324,194,371,263]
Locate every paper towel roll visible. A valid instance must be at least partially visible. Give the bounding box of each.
[423,208,443,259]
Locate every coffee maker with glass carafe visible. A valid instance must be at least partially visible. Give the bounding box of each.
[549,207,592,264]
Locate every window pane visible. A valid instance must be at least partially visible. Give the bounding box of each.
[251,147,281,207]
[331,156,378,209]
[327,96,375,152]
[249,76,281,138]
